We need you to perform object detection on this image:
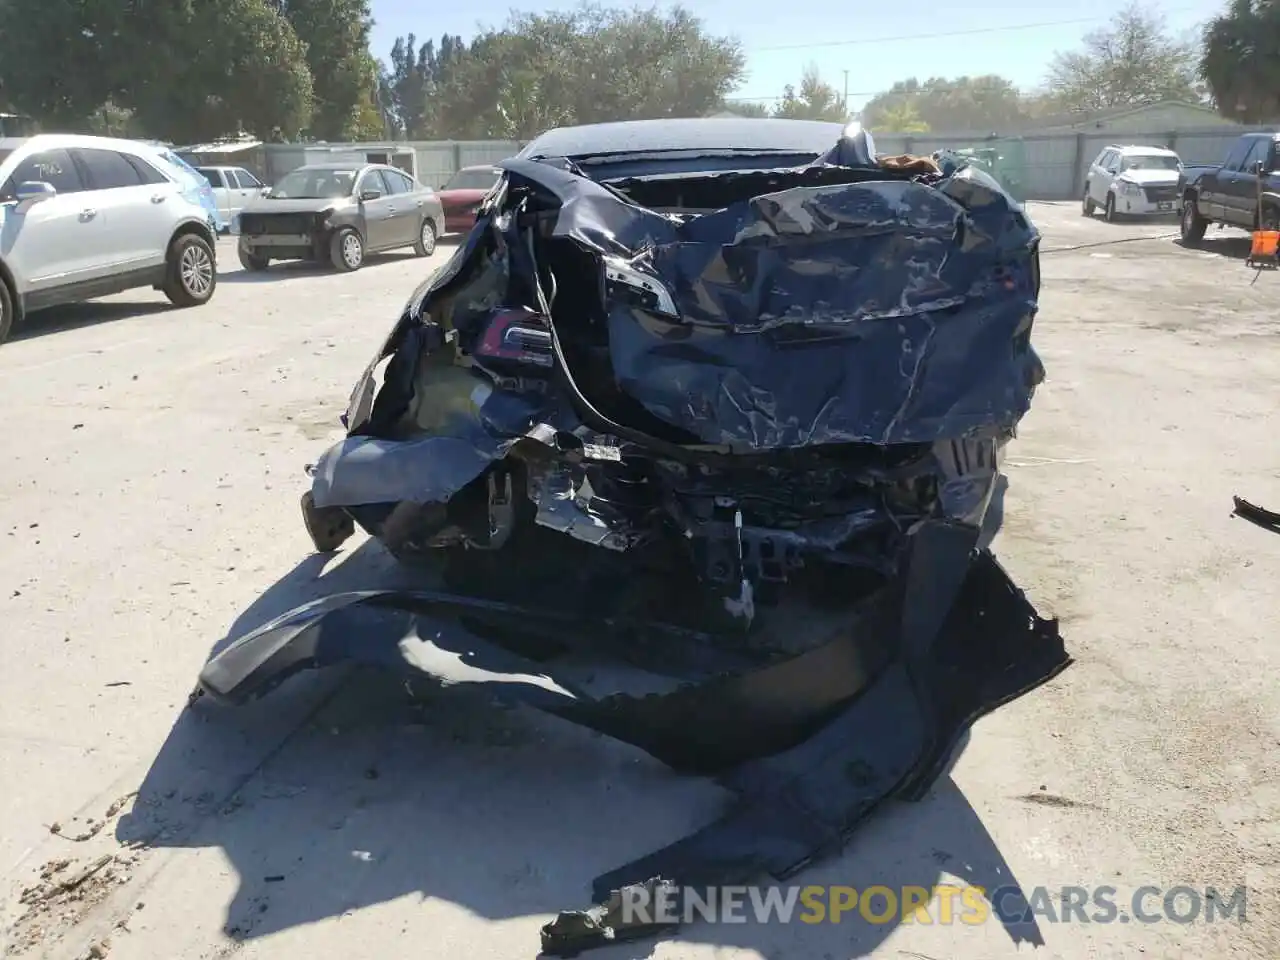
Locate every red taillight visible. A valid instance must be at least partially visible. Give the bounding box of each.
[475,309,553,367]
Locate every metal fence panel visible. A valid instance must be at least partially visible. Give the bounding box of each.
[410,144,459,188]
[255,125,1273,201]
[409,140,522,187]
[458,140,523,166]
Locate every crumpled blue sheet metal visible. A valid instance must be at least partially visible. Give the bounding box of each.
[491,156,1042,450]
[311,375,552,509]
[604,173,1041,449]
[311,150,1039,515]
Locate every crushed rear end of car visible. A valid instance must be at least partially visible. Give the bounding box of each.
[195,126,1069,955]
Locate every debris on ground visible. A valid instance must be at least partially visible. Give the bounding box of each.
[47,793,137,842]
[1232,495,1280,534]
[8,853,140,956]
[7,792,145,955]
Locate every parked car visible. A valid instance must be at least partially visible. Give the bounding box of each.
[194,165,266,230]
[1177,132,1280,244]
[0,133,219,345]
[436,164,501,233]
[1082,144,1182,221]
[235,162,445,273]
[140,145,227,235]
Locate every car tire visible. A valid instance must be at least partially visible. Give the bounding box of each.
[330,227,364,272]
[1081,192,1095,217]
[1180,197,1208,245]
[0,276,14,346]
[1103,193,1119,223]
[413,218,437,257]
[237,244,270,272]
[162,233,217,308]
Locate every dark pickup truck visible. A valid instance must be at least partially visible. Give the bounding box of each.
[1178,132,1280,244]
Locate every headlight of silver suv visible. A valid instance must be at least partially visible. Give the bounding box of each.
[1116,180,1142,197]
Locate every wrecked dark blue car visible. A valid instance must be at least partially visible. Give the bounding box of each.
[195,118,1069,956]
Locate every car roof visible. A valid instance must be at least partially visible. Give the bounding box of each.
[0,133,167,154]
[291,162,371,172]
[1107,144,1179,156]
[518,117,847,159]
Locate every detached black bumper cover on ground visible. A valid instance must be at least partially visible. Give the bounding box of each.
[196,525,1070,955]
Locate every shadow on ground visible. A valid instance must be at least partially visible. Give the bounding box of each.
[219,238,461,283]
[218,251,423,284]
[116,540,1045,959]
[13,301,173,341]
[1181,232,1253,260]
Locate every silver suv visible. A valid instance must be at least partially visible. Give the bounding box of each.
[0,134,219,345]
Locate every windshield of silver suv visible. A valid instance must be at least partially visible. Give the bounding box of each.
[269,168,357,199]
[1122,155,1180,172]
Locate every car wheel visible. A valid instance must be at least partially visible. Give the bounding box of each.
[237,243,270,272]
[414,218,437,257]
[1081,192,1095,217]
[1180,197,1207,245]
[0,276,14,346]
[1103,193,1118,223]
[331,227,364,272]
[162,233,217,307]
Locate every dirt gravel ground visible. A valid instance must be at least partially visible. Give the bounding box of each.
[1,207,1277,960]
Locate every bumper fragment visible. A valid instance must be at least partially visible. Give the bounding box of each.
[542,551,1070,956]
[197,535,1069,955]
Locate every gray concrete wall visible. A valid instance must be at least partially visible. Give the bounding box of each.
[875,125,1274,200]
[255,125,1275,201]
[259,140,526,188]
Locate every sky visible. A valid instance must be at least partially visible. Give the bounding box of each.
[366,0,1225,111]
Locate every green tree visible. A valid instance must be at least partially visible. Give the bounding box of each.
[771,65,847,121]
[274,0,381,140]
[381,34,429,137]
[380,33,481,138]
[1044,2,1199,114]
[722,101,771,118]
[1202,0,1280,124]
[0,0,314,142]
[862,76,1025,133]
[0,0,122,128]
[378,4,746,140]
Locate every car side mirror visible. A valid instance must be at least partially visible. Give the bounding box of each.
[359,188,382,202]
[16,181,56,203]
[1253,160,1266,176]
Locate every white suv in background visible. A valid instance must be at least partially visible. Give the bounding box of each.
[1082,144,1183,222]
[0,134,218,345]
[194,165,267,230]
